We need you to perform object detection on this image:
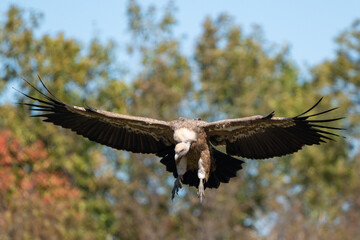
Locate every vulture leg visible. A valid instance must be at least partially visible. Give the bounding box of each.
[198,179,205,203]
[197,157,206,203]
[172,156,187,200]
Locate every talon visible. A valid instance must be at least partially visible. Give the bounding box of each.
[171,177,183,200]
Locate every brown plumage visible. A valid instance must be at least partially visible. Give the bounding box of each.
[17,77,344,202]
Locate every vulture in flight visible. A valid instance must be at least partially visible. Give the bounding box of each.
[17,78,344,202]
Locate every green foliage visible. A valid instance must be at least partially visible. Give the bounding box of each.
[195,15,300,119]
[0,129,95,239]
[126,0,191,120]
[0,2,359,239]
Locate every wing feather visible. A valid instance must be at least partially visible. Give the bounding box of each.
[17,78,175,154]
[204,98,344,159]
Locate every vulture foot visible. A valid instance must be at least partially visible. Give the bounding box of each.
[171,177,183,200]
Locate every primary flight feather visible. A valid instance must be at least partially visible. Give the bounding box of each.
[17,77,344,202]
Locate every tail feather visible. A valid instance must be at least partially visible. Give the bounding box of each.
[205,147,244,189]
[158,146,245,189]
[182,170,200,187]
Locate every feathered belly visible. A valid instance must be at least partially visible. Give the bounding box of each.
[186,141,209,172]
[186,150,201,171]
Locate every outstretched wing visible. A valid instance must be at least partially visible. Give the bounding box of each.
[17,78,175,154]
[204,98,344,159]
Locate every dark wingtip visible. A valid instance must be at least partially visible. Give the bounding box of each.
[85,103,97,112]
[308,117,345,123]
[37,75,61,102]
[295,97,324,118]
[264,111,275,119]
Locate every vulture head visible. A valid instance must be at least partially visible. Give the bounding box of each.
[174,142,191,161]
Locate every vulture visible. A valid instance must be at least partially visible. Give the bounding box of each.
[17,78,344,202]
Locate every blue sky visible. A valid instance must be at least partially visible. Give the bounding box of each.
[1,0,360,69]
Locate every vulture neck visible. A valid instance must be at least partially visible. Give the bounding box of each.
[173,127,197,143]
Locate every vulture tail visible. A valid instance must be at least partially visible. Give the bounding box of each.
[159,147,244,189]
[205,147,244,189]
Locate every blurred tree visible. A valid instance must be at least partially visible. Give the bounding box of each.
[107,1,196,239]
[0,5,119,238]
[195,15,300,119]
[0,2,358,240]
[0,128,94,239]
[256,19,360,240]
[126,0,191,120]
[268,18,360,240]
[194,13,301,227]
[194,14,356,239]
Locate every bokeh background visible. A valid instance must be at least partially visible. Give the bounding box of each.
[0,1,359,239]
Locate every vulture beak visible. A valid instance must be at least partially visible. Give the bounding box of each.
[174,142,191,162]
